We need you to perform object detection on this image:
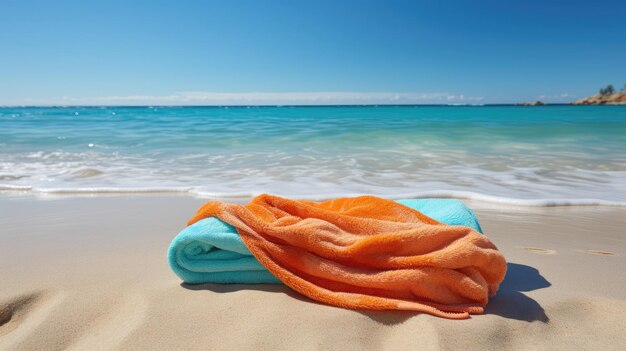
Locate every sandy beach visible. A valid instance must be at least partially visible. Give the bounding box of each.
[1,194,625,350]
[3,0,626,349]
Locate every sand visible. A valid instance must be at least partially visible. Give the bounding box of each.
[1,194,626,350]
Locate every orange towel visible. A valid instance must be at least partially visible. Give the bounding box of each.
[188,194,507,319]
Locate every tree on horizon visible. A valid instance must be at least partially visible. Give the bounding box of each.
[599,84,615,95]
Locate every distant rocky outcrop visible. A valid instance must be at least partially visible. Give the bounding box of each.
[516,101,545,106]
[573,93,626,105]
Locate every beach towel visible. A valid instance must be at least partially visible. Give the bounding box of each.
[168,198,483,285]
[169,195,506,319]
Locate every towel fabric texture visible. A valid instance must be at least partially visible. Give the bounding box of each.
[168,198,483,285]
[169,216,281,284]
[169,195,506,319]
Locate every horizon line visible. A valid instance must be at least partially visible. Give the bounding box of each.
[0,103,589,108]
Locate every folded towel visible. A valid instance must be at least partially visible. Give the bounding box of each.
[169,216,281,284]
[171,195,506,319]
[168,198,483,285]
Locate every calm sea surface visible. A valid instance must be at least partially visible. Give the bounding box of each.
[1,106,624,204]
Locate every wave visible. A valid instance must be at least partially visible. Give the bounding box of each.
[0,184,192,194]
[2,184,625,207]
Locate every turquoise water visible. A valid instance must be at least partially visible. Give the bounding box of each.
[1,105,625,204]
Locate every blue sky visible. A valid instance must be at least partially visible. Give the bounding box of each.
[1,0,625,105]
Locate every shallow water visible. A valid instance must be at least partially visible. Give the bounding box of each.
[1,105,625,204]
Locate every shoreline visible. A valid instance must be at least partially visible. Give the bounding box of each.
[1,195,625,349]
[2,188,626,208]
[4,105,625,209]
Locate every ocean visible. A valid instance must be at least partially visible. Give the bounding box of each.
[1,105,624,205]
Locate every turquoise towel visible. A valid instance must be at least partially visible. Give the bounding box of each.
[168,198,483,285]
[395,198,483,234]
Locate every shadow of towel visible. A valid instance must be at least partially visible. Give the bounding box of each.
[181,262,550,323]
[183,282,415,325]
[485,262,550,322]
[359,309,415,325]
[181,282,313,304]
[361,262,551,324]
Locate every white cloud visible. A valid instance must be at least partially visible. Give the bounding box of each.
[5,92,485,106]
[538,93,571,101]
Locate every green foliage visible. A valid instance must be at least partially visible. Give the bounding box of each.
[599,84,615,95]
